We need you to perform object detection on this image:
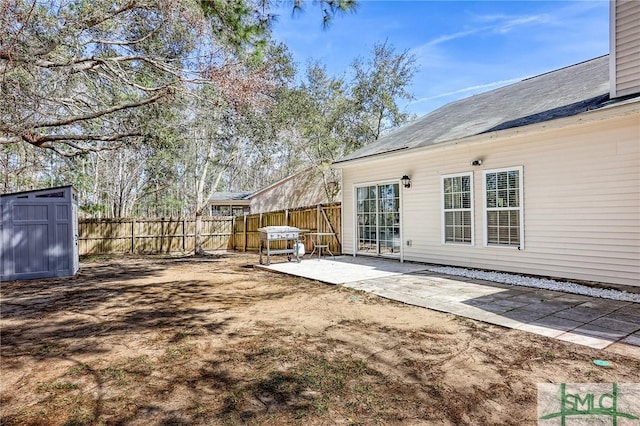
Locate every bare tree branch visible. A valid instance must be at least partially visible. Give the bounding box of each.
[31,132,142,144]
[40,139,127,157]
[0,136,22,144]
[35,90,169,129]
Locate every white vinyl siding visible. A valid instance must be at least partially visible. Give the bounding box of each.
[338,111,640,287]
[610,0,640,97]
[442,173,473,244]
[483,167,523,248]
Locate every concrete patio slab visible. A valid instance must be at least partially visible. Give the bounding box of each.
[527,315,585,332]
[515,323,568,339]
[498,308,550,323]
[622,333,640,347]
[518,301,578,315]
[614,305,640,321]
[256,256,430,284]
[554,332,614,350]
[258,256,640,351]
[589,317,640,333]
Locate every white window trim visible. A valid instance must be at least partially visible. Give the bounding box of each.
[441,172,474,246]
[482,166,524,249]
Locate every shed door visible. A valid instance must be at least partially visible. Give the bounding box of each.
[356,183,400,256]
[72,201,79,274]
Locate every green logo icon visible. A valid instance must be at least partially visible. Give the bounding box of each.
[538,383,639,425]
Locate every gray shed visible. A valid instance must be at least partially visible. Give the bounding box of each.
[1,186,79,281]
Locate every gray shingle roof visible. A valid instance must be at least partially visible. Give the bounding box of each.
[209,191,253,201]
[336,55,611,163]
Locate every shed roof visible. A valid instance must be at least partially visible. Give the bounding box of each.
[0,185,74,198]
[336,55,614,164]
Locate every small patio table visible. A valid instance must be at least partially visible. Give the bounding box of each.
[306,232,336,260]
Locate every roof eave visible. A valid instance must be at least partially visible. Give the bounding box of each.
[332,98,640,168]
[0,185,74,198]
[209,199,251,206]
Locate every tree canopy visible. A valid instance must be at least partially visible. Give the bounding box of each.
[1,0,421,222]
[1,1,212,154]
[0,0,356,155]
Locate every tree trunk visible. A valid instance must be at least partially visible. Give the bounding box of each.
[194,211,205,256]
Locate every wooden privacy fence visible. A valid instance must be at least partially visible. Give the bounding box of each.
[233,203,342,255]
[79,217,233,255]
[78,203,342,256]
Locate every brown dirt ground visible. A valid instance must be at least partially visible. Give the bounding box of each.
[1,252,639,425]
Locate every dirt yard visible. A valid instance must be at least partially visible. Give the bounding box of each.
[1,253,639,425]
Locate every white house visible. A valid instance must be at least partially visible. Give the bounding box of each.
[209,168,341,216]
[333,0,640,287]
[209,192,252,216]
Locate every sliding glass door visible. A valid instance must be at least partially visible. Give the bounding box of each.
[356,183,400,255]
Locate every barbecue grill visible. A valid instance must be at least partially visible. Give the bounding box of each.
[258,226,302,265]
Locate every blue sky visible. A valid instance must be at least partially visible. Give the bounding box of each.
[270,1,609,116]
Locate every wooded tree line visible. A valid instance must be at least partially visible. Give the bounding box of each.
[1,0,416,223]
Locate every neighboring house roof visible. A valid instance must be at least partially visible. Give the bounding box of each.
[249,167,341,214]
[335,55,616,164]
[249,168,314,199]
[209,191,253,205]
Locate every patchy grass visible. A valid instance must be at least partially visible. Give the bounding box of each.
[1,253,639,425]
[162,342,197,362]
[211,333,391,424]
[35,381,79,393]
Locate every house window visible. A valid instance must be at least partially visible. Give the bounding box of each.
[484,167,523,248]
[212,205,247,216]
[442,173,473,244]
[211,205,232,216]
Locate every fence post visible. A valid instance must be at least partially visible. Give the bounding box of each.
[243,215,247,252]
[285,209,289,226]
[231,216,235,250]
[182,218,186,252]
[131,218,136,253]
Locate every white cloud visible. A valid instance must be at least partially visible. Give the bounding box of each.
[410,77,526,105]
[414,12,555,52]
[423,28,482,47]
[493,14,555,34]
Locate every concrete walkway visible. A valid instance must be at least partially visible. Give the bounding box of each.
[257,256,640,351]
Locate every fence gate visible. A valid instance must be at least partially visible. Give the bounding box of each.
[234,203,342,255]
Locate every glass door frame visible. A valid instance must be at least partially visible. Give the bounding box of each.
[353,179,404,260]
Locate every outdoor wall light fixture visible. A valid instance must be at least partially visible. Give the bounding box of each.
[401,175,411,188]
[471,159,483,166]
[326,181,339,193]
